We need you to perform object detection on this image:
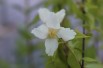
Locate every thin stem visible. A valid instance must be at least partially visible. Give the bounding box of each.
[81,0,86,68]
[64,43,70,68]
[81,21,85,68]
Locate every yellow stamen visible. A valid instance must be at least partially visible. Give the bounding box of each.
[48,28,57,38]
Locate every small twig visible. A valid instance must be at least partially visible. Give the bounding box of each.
[63,42,71,68]
[81,0,86,68]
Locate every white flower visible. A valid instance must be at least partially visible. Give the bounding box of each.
[31,8,76,56]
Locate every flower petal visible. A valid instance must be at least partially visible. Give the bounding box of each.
[57,27,76,41]
[45,39,58,56]
[38,8,60,29]
[56,9,65,23]
[31,24,48,39]
[38,8,51,23]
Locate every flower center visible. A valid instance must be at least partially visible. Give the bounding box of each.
[48,28,57,38]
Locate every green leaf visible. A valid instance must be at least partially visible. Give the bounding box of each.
[83,57,97,63]
[67,46,81,68]
[85,63,103,68]
[75,30,90,39]
[74,49,82,61]
[45,55,68,68]
[57,44,69,66]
